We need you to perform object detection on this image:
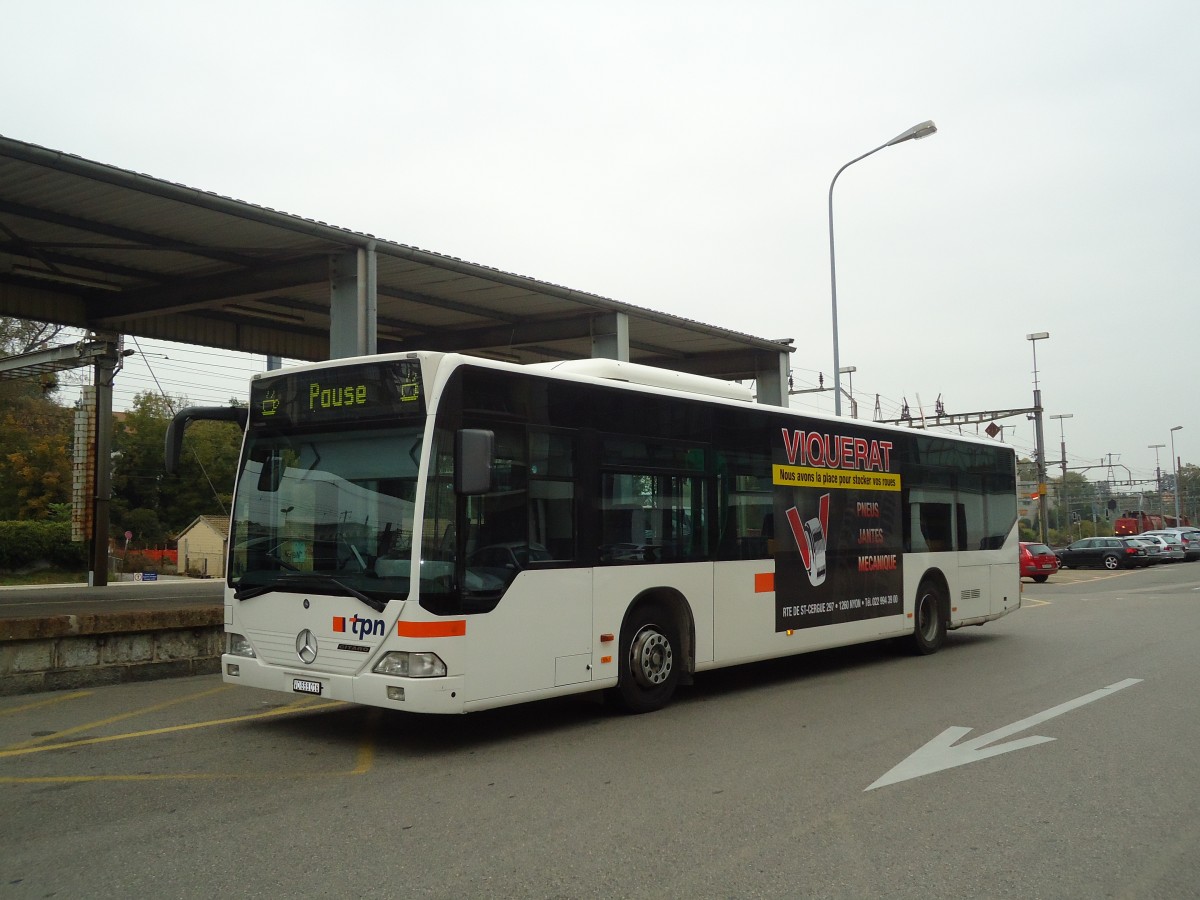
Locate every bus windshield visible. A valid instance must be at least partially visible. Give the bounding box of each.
[229,424,423,603]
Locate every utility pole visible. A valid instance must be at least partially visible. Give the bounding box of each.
[1170,426,1183,526]
[1027,332,1051,544]
[1149,443,1165,516]
[1051,414,1073,539]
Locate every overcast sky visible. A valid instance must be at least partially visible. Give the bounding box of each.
[3,0,1197,490]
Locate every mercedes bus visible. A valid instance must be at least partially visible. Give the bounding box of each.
[166,351,1020,714]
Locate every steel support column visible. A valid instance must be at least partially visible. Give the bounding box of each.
[591,312,629,362]
[90,343,120,587]
[329,246,378,359]
[756,350,790,408]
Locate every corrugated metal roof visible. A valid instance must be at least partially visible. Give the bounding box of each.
[0,134,791,379]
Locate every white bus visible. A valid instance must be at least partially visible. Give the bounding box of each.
[167,352,1020,714]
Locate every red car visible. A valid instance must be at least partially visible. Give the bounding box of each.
[1020,541,1059,582]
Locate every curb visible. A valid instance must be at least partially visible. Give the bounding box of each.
[0,606,224,697]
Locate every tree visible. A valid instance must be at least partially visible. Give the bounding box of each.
[1176,463,1199,522]
[0,317,71,356]
[0,318,75,519]
[122,507,168,546]
[111,392,242,538]
[1049,470,1100,542]
[0,399,73,519]
[1017,457,1038,483]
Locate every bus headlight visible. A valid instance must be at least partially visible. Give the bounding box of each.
[228,633,256,658]
[373,651,447,678]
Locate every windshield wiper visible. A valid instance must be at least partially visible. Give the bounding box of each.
[235,573,386,612]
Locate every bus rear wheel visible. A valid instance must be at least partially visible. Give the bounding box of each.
[911,579,947,655]
[613,604,681,714]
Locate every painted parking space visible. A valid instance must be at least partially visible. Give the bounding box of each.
[0,676,380,784]
[1025,567,1145,586]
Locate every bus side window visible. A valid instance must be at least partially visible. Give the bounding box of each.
[529,430,576,562]
[920,503,953,552]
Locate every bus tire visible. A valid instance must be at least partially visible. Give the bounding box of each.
[911,578,947,655]
[613,603,681,714]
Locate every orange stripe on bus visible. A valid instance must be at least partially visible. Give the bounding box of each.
[754,572,775,593]
[396,620,466,638]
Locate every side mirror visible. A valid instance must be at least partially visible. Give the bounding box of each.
[165,406,248,474]
[455,429,494,495]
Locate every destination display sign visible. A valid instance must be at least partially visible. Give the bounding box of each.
[248,359,424,428]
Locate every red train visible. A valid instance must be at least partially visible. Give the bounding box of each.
[1112,511,1192,535]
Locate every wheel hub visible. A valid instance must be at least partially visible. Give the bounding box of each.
[917,594,936,640]
[631,627,673,687]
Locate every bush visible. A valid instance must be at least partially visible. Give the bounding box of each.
[123,551,160,574]
[0,521,88,572]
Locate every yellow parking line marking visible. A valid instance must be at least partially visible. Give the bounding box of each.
[1059,569,1142,583]
[1,772,248,784]
[349,709,380,776]
[0,763,369,785]
[0,764,377,785]
[0,697,344,759]
[0,691,92,717]
[1022,597,1051,607]
[2,684,234,751]
[1,696,356,784]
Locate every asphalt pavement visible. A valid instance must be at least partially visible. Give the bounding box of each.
[0,577,223,622]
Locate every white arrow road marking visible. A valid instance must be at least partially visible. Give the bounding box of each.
[866,678,1142,791]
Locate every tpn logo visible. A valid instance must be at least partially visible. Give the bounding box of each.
[332,615,386,639]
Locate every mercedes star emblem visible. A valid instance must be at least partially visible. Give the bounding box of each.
[296,629,319,664]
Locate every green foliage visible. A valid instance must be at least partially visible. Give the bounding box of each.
[1017,457,1038,482]
[0,317,71,357]
[0,394,73,519]
[122,550,168,575]
[0,319,241,539]
[1179,463,1199,521]
[0,320,76,520]
[122,507,168,545]
[111,391,242,537]
[0,521,88,572]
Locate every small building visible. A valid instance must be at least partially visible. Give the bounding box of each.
[176,515,230,578]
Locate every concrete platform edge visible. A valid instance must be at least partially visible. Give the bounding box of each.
[0,607,224,696]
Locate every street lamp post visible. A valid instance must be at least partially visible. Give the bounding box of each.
[1026,332,1050,544]
[1051,413,1073,538]
[1170,426,1183,525]
[829,120,938,415]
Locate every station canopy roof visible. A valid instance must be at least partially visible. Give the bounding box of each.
[0,134,792,381]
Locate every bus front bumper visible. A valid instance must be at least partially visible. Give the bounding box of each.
[221,654,468,713]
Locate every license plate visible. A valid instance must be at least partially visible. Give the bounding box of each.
[293,678,323,695]
[1041,563,1052,569]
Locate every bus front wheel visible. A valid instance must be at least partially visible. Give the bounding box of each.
[911,579,947,655]
[613,604,681,714]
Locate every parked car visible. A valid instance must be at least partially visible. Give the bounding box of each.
[1019,541,1059,582]
[1135,533,1185,561]
[1055,537,1150,570]
[1143,528,1200,561]
[1125,538,1162,564]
